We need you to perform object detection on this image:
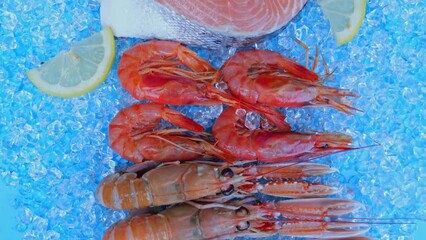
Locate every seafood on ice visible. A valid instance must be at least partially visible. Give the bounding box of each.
[213,107,354,162]
[108,103,234,163]
[215,48,358,114]
[101,0,308,48]
[117,40,290,130]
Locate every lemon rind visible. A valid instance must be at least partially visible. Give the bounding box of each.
[335,0,367,46]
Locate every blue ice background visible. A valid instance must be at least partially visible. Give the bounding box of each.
[0,184,20,238]
[0,0,425,239]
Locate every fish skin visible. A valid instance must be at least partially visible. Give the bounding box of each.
[101,0,307,48]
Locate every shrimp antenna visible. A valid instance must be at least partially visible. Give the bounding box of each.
[335,216,425,225]
[320,54,336,83]
[293,37,313,71]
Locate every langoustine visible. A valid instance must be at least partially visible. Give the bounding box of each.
[102,199,368,240]
[109,103,233,163]
[96,161,339,210]
[104,35,370,240]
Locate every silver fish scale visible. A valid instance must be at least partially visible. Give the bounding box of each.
[155,3,274,49]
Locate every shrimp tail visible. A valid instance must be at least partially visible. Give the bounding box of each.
[205,84,254,110]
[276,56,319,82]
[198,140,237,163]
[176,44,216,73]
[206,85,290,131]
[161,107,205,133]
[257,106,292,131]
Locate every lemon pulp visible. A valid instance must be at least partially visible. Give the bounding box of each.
[27,27,116,98]
[318,0,367,46]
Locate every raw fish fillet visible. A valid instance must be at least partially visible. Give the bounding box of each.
[101,0,307,48]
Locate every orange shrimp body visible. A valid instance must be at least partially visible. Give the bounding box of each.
[109,103,231,163]
[118,40,215,87]
[118,40,226,104]
[117,41,291,130]
[117,40,223,104]
[212,107,353,162]
[103,199,368,240]
[219,49,357,114]
[96,162,338,210]
[120,72,234,105]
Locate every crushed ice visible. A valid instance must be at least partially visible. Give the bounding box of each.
[0,0,424,239]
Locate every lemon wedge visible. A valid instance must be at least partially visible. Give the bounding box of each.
[318,0,367,46]
[27,27,116,98]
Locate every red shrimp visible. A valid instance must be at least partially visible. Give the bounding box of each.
[117,40,230,104]
[217,49,358,114]
[96,161,339,210]
[118,40,216,84]
[108,103,232,163]
[117,40,290,131]
[212,107,353,162]
[102,199,368,240]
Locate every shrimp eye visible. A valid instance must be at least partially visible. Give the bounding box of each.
[220,184,234,196]
[323,97,330,103]
[235,206,249,217]
[321,143,329,149]
[220,168,234,178]
[236,221,250,231]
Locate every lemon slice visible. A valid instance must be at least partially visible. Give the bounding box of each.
[318,0,367,46]
[27,27,116,98]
